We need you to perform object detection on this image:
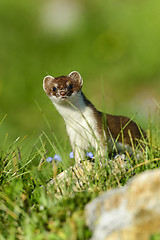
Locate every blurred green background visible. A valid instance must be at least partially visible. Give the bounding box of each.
[0,0,160,150]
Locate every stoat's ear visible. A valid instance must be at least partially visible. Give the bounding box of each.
[69,71,83,86]
[43,75,54,92]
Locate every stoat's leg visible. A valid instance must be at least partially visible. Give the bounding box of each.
[74,147,85,163]
[95,130,107,159]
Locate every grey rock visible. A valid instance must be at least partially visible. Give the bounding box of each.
[85,168,160,240]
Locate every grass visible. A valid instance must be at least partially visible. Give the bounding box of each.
[1,0,160,238]
[0,109,160,240]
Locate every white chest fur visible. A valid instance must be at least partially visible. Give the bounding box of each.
[50,93,103,161]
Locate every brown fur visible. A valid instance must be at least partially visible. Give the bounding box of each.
[82,92,146,147]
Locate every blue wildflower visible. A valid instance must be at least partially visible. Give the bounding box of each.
[46,154,62,163]
[86,152,94,158]
[53,154,62,162]
[46,157,53,163]
[69,151,74,159]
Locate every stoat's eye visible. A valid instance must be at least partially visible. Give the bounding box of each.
[68,84,73,89]
[53,87,57,91]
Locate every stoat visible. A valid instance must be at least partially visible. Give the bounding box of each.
[43,71,145,162]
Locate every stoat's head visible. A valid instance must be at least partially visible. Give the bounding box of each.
[43,71,83,102]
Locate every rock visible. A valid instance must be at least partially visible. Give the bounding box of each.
[48,160,94,196]
[48,154,129,197]
[85,168,160,240]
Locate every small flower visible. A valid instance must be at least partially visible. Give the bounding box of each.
[46,154,62,163]
[86,152,94,158]
[39,205,44,211]
[69,151,74,159]
[53,154,62,162]
[46,157,53,163]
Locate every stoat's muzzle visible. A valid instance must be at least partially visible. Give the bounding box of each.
[59,90,66,96]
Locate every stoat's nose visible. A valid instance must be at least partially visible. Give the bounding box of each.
[60,90,66,96]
